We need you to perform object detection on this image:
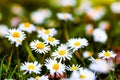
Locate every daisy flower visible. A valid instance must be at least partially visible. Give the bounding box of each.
[52,44,72,61]
[69,68,96,80]
[18,22,36,33]
[99,21,110,31]
[28,75,49,80]
[66,64,81,71]
[38,28,57,38]
[45,58,65,75]
[5,29,26,47]
[57,13,73,21]
[0,24,8,37]
[20,61,42,74]
[67,38,88,52]
[92,28,108,43]
[85,24,94,36]
[43,36,59,46]
[98,50,116,59]
[59,0,76,7]
[89,59,114,73]
[30,40,50,54]
[83,51,93,58]
[111,2,120,14]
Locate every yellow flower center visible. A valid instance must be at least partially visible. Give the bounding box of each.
[24,22,30,28]
[71,65,77,71]
[74,41,80,46]
[36,42,44,49]
[104,52,110,57]
[58,50,66,55]
[63,14,67,19]
[44,30,50,34]
[53,63,59,70]
[38,26,44,31]
[80,74,86,79]
[48,37,54,42]
[88,51,93,57]
[35,76,40,80]
[12,32,20,38]
[27,64,35,70]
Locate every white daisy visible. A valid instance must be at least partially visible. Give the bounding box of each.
[28,75,49,80]
[59,0,76,7]
[111,2,120,14]
[86,6,105,21]
[69,68,96,80]
[38,28,57,38]
[45,58,65,75]
[92,28,108,43]
[83,51,93,58]
[20,61,42,74]
[89,58,114,73]
[43,36,59,46]
[57,13,73,21]
[30,40,50,54]
[67,38,88,52]
[52,44,72,61]
[98,50,116,59]
[18,22,36,33]
[66,64,81,71]
[0,24,8,37]
[5,29,26,47]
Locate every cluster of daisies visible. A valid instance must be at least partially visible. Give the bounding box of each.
[3,21,116,80]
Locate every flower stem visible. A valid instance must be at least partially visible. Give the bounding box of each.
[63,22,69,41]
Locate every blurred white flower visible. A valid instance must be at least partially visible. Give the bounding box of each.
[67,38,88,52]
[59,0,76,7]
[5,29,26,47]
[45,58,65,75]
[20,61,42,74]
[83,51,93,58]
[98,50,116,59]
[30,40,50,54]
[18,22,36,33]
[30,9,51,24]
[89,58,114,73]
[85,24,94,36]
[92,28,108,43]
[99,21,110,30]
[57,13,73,21]
[86,7,105,21]
[0,24,8,37]
[10,17,20,27]
[28,75,49,80]
[66,64,81,71]
[52,44,72,61]
[111,2,120,14]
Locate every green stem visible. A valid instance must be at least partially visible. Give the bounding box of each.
[16,47,21,66]
[63,22,69,41]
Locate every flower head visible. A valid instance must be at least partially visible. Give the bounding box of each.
[67,38,88,52]
[0,24,8,37]
[111,2,120,14]
[28,75,49,80]
[66,64,81,71]
[20,61,42,74]
[30,40,50,54]
[57,13,73,21]
[83,51,93,58]
[5,29,26,47]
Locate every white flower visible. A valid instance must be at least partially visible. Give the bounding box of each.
[52,44,72,61]
[38,28,57,38]
[89,58,114,73]
[5,29,26,47]
[98,50,116,59]
[111,2,120,13]
[99,21,110,30]
[85,24,94,36]
[66,64,80,71]
[59,0,76,7]
[20,61,42,74]
[45,58,65,75]
[57,13,73,21]
[30,9,51,24]
[83,51,93,58]
[86,7,105,21]
[69,68,96,80]
[0,24,8,37]
[92,28,108,43]
[28,75,49,80]
[43,36,59,46]
[18,22,36,33]
[30,40,50,54]
[67,38,88,52]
